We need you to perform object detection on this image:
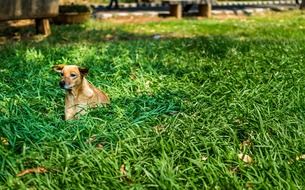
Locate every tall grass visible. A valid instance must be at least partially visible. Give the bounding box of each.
[1,11,305,189]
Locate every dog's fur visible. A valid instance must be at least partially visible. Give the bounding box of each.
[53,64,109,120]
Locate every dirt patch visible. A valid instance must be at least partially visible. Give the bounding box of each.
[212,14,249,20]
[99,13,252,24]
[100,15,176,24]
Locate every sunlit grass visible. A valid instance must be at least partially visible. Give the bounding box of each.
[1,11,305,189]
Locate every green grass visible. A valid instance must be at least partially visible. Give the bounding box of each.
[1,11,305,189]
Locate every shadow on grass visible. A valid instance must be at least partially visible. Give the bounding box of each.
[49,23,159,43]
[0,21,255,85]
[1,19,302,164]
[0,20,156,44]
[2,20,305,187]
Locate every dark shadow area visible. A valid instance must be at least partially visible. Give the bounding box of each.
[0,19,158,44]
[0,20,37,43]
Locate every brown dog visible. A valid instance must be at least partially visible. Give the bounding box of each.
[53,64,110,120]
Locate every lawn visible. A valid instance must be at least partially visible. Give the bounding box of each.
[1,11,305,189]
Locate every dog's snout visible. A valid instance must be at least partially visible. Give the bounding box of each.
[59,81,65,88]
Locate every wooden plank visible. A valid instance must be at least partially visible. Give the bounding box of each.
[35,18,51,36]
[169,4,182,18]
[198,3,211,17]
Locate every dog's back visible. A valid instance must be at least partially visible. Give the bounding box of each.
[88,82,110,105]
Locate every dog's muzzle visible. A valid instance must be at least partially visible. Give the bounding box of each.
[59,81,73,90]
[59,81,66,89]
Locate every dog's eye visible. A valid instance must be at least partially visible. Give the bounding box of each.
[70,74,77,78]
[60,73,64,76]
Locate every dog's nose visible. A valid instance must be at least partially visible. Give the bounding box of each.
[59,81,65,88]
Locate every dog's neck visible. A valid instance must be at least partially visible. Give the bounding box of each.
[66,77,94,98]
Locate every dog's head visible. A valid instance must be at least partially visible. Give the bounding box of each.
[52,64,89,90]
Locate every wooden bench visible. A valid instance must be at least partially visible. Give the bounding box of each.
[163,0,211,18]
[0,0,59,35]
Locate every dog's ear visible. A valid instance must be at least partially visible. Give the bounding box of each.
[79,67,89,76]
[52,64,65,73]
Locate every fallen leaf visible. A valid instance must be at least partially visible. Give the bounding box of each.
[105,34,114,40]
[238,153,253,164]
[16,167,47,177]
[120,164,127,176]
[119,164,133,183]
[0,137,9,145]
[296,154,305,161]
[201,156,208,161]
[239,139,252,150]
[242,139,251,146]
[96,144,104,150]
[154,125,165,134]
